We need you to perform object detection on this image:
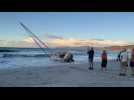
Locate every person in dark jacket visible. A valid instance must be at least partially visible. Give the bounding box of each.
[87,47,94,70]
[116,51,122,62]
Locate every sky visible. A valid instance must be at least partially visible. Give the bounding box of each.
[0,12,134,47]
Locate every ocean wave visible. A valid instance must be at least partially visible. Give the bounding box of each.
[2,54,51,58]
[0,49,120,58]
[2,53,84,58]
[0,49,19,52]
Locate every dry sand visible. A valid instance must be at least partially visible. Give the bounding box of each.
[0,60,134,87]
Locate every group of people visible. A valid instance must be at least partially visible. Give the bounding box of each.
[87,47,107,71]
[87,47,134,76]
[55,46,134,76]
[117,48,134,76]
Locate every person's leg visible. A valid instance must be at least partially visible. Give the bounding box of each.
[122,65,126,76]
[102,66,106,71]
[130,62,134,75]
[101,61,106,72]
[105,61,107,71]
[132,67,134,75]
[90,61,92,68]
[101,61,103,71]
[119,63,125,76]
[89,59,93,70]
[89,63,93,70]
[104,66,107,71]
[88,59,90,66]
[91,59,94,69]
[102,67,106,72]
[124,66,127,75]
[119,64,122,74]
[88,59,91,69]
[90,62,93,69]
[131,67,134,75]
[101,66,103,71]
[101,62,105,71]
[124,62,128,75]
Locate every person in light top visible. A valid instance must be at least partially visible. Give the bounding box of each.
[129,48,134,76]
[119,48,129,76]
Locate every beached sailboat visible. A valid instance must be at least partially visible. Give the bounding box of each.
[50,51,74,63]
[19,22,74,63]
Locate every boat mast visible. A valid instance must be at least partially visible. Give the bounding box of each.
[19,22,48,54]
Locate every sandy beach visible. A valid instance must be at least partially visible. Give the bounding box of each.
[0,60,134,87]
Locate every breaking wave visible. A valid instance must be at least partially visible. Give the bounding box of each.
[2,54,51,58]
[2,53,85,58]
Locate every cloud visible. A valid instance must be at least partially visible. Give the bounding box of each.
[44,34,130,47]
[45,34,63,39]
[48,38,130,47]
[0,37,37,47]
[0,36,131,48]
[23,37,34,43]
[0,40,7,46]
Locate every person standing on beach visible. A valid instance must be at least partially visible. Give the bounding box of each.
[117,51,122,62]
[119,48,129,76]
[129,48,134,76]
[101,50,107,71]
[87,47,94,70]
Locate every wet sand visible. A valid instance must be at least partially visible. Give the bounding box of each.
[0,60,134,87]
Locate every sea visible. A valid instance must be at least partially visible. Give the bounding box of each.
[0,47,130,69]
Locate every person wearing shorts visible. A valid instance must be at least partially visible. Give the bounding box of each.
[101,50,107,71]
[119,48,129,76]
[130,48,134,76]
